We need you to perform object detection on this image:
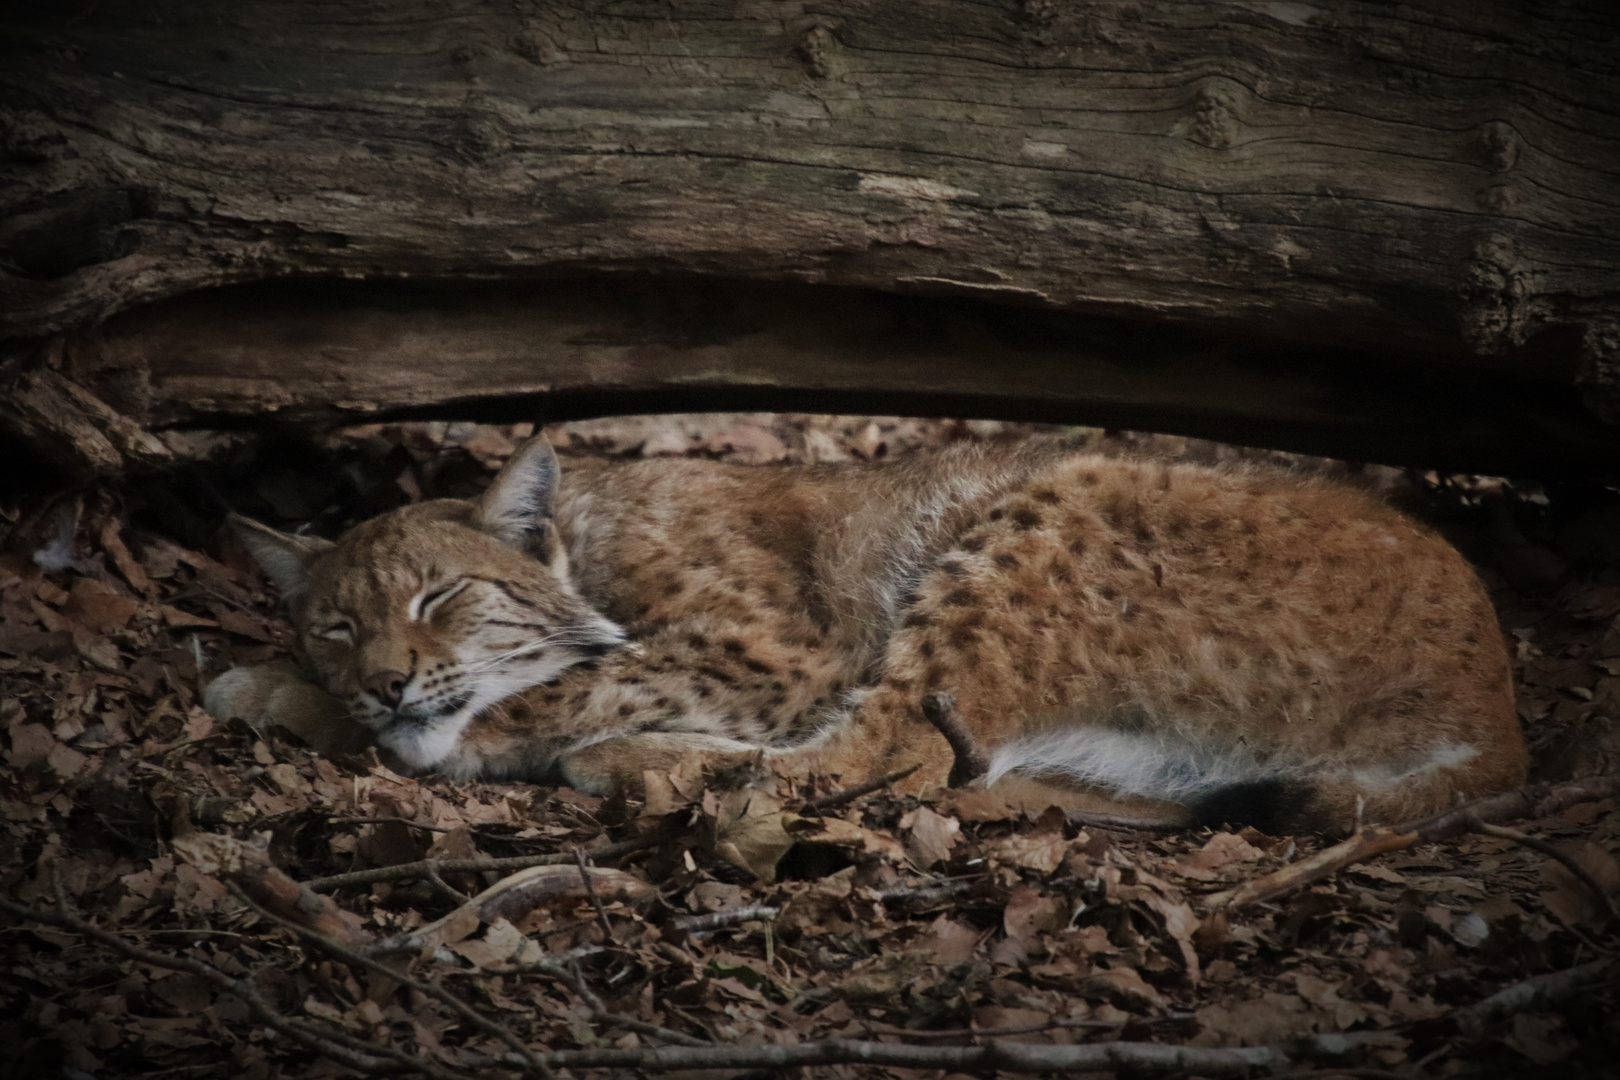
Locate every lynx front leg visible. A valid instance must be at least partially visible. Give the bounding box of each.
[556,732,762,795]
[203,662,372,757]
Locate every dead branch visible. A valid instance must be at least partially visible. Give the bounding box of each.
[459,944,607,976]
[0,890,466,1080]
[863,1016,1128,1040]
[801,763,921,812]
[671,905,781,934]
[17,880,1608,1078]
[574,847,616,943]
[1455,958,1618,1034]
[525,956,710,1048]
[227,884,551,1078]
[1470,819,1620,925]
[1063,810,1188,832]
[363,864,652,957]
[460,958,1620,1077]
[874,880,974,906]
[171,832,370,945]
[920,692,989,787]
[1206,772,1620,911]
[423,867,473,907]
[304,834,658,892]
[475,1037,1287,1074]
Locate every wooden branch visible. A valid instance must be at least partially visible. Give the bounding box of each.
[0,366,174,479]
[801,764,921,813]
[1471,819,1620,925]
[0,890,467,1080]
[8,885,1608,1079]
[1455,958,1618,1034]
[226,884,552,1079]
[304,835,658,892]
[171,832,370,946]
[864,1016,1128,1040]
[920,692,989,787]
[363,864,652,957]
[873,880,974,907]
[525,957,709,1049]
[670,905,781,934]
[1206,773,1620,911]
[573,847,616,944]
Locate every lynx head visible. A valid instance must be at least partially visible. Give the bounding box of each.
[232,436,625,769]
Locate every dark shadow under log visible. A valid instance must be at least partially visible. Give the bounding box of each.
[25,275,1620,481]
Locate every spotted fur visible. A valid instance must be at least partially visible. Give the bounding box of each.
[209,435,1528,832]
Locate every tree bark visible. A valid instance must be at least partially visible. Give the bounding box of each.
[2,1,1618,476]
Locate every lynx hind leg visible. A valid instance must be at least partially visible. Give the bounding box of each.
[203,662,371,757]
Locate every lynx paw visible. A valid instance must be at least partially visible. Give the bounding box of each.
[203,662,370,757]
[557,732,760,794]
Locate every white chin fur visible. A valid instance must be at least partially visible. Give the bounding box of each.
[377,709,477,771]
[375,649,604,772]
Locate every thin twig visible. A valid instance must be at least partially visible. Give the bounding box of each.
[574,847,616,943]
[1471,818,1620,925]
[920,691,989,786]
[447,944,607,976]
[528,956,709,1048]
[305,834,658,892]
[227,883,552,1079]
[1207,771,1620,910]
[801,764,921,812]
[423,867,472,907]
[874,880,973,905]
[670,905,780,934]
[1455,958,1616,1033]
[1063,810,1187,832]
[863,1016,1127,1040]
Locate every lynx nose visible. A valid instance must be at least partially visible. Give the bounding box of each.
[363,670,409,709]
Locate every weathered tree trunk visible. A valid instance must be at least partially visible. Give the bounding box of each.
[2,1,1618,477]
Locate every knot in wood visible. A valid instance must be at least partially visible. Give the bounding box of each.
[1479,121,1520,173]
[1189,80,1243,150]
[798,26,836,79]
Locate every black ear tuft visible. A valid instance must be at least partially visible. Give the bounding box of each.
[1189,778,1314,834]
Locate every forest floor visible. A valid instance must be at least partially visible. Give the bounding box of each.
[2,413,1618,1079]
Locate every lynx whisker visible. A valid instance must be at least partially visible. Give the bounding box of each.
[466,630,605,672]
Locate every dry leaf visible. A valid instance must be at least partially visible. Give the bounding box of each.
[902,806,960,869]
[1539,842,1620,929]
[923,915,984,967]
[1077,966,1166,1012]
[990,831,1068,875]
[778,867,855,936]
[711,786,796,882]
[1194,992,1315,1046]
[1173,832,1266,881]
[1003,886,1065,954]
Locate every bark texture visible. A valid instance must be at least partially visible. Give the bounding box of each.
[2,1,1619,476]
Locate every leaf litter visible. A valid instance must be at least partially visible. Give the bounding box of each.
[1,412,1617,1078]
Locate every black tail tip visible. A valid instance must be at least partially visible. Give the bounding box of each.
[1190,778,1315,834]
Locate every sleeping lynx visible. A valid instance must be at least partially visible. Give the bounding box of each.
[207,434,1527,832]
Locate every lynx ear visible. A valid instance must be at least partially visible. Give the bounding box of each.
[230,514,334,599]
[476,435,561,550]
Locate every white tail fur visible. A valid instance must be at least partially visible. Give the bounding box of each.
[986,727,1485,808]
[985,728,1289,804]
